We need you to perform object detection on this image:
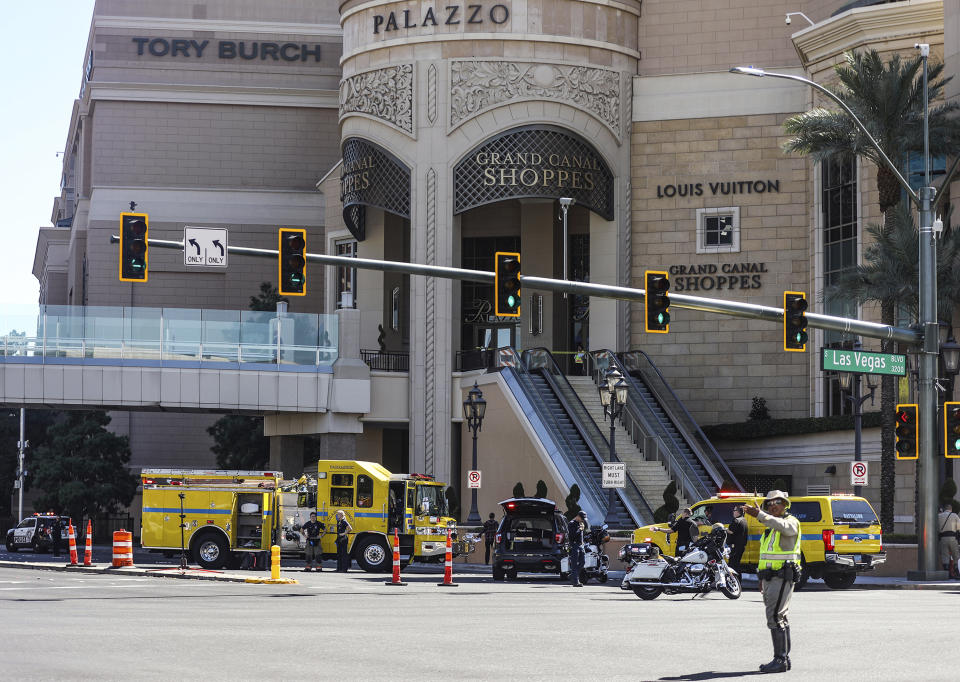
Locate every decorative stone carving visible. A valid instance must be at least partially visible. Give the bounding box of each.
[427,63,438,124]
[424,168,437,473]
[340,64,414,135]
[451,61,621,140]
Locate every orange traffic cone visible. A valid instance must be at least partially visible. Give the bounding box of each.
[111,529,134,568]
[384,528,407,586]
[67,523,78,566]
[83,520,93,567]
[437,528,458,587]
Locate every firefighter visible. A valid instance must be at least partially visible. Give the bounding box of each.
[743,490,801,674]
[335,510,353,572]
[301,512,325,572]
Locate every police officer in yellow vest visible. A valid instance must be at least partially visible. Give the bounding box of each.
[743,490,801,674]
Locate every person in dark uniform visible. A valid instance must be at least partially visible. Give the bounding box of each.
[335,510,353,572]
[743,490,801,674]
[49,515,63,558]
[301,512,325,572]
[653,507,698,556]
[726,504,748,575]
[482,513,498,564]
[567,511,587,587]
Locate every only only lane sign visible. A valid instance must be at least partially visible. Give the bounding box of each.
[184,227,228,267]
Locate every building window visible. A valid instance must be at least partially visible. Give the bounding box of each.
[822,155,858,416]
[336,238,357,308]
[696,207,739,253]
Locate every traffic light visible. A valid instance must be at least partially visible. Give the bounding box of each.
[783,291,808,352]
[645,270,670,333]
[119,212,148,282]
[495,251,521,317]
[945,402,960,458]
[895,403,918,460]
[278,228,307,296]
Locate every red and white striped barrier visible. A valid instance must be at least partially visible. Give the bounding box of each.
[67,523,78,566]
[384,528,407,586]
[83,519,93,567]
[437,529,458,587]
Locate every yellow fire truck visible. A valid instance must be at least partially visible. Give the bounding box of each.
[140,462,472,572]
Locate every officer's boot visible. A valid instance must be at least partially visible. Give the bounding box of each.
[783,625,791,670]
[759,628,788,673]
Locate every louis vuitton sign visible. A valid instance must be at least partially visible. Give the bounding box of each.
[454,126,614,220]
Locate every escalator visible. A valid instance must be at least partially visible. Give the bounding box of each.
[591,349,741,503]
[496,347,652,528]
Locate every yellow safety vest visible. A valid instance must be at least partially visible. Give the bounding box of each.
[757,518,801,571]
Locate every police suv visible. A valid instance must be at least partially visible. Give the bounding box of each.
[5,514,71,553]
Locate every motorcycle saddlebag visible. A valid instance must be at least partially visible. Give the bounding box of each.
[620,542,660,561]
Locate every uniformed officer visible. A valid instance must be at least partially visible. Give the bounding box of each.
[567,511,587,587]
[743,490,801,674]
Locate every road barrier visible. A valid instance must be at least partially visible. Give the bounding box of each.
[111,529,134,567]
[83,520,93,566]
[384,528,407,586]
[67,523,78,566]
[437,529,458,587]
[271,545,281,580]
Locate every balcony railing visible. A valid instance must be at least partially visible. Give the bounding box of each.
[361,349,409,372]
[0,304,337,371]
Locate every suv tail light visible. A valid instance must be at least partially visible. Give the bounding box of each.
[495,533,501,543]
[822,529,835,552]
[555,532,565,544]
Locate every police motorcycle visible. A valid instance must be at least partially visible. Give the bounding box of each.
[619,524,741,600]
[560,523,611,583]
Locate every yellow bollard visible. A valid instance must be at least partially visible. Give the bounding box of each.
[271,545,281,580]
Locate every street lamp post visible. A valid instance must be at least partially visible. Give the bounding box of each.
[598,367,628,527]
[463,382,486,525]
[838,341,878,497]
[731,49,945,578]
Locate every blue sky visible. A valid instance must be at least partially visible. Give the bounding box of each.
[2,2,96,305]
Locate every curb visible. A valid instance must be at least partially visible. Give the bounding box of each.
[0,560,273,584]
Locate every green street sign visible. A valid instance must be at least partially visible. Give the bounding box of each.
[820,348,906,376]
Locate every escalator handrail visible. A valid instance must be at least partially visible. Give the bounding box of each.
[589,350,709,502]
[522,348,652,525]
[619,349,741,490]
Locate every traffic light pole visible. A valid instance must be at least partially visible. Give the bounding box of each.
[113,235,921,347]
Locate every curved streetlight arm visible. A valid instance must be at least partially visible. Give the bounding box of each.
[730,67,920,206]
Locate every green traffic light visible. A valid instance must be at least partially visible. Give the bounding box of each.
[954,438,960,452]
[506,295,516,308]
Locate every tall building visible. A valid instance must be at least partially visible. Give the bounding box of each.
[32,0,953,533]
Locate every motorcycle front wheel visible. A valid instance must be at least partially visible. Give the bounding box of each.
[631,585,663,600]
[719,572,742,600]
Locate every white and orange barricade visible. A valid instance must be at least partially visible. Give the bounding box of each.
[437,528,458,587]
[111,529,134,568]
[67,523,79,566]
[384,528,407,586]
[83,519,93,567]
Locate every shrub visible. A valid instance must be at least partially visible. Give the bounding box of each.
[653,481,680,523]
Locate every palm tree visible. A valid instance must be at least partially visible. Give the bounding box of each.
[783,49,960,534]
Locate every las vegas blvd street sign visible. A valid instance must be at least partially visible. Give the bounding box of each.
[820,348,906,376]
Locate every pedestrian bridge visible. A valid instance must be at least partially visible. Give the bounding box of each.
[0,304,369,415]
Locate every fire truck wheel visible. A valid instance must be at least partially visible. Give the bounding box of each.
[355,537,391,573]
[193,533,228,569]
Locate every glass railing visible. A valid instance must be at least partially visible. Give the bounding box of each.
[0,304,337,370]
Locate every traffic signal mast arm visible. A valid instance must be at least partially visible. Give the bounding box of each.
[111,234,921,347]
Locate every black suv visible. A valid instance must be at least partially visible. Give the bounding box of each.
[492,498,569,580]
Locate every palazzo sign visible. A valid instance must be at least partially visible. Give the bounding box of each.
[340,138,411,241]
[454,126,614,220]
[373,4,510,34]
[668,262,768,291]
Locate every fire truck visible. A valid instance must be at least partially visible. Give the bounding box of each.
[140,462,473,571]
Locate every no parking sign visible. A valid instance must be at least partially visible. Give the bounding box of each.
[468,470,481,489]
[850,461,868,486]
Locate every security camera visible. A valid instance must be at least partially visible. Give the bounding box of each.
[785,14,791,25]
[559,197,574,209]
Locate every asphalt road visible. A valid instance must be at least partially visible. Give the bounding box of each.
[1,564,955,681]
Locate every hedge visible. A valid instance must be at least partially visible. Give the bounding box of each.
[702,411,883,441]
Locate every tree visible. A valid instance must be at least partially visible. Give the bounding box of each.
[0,409,58,520]
[29,411,139,525]
[208,282,286,469]
[207,415,269,469]
[535,479,548,499]
[783,49,960,535]
[512,481,525,498]
[653,481,680,523]
[564,483,582,521]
